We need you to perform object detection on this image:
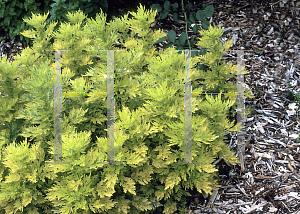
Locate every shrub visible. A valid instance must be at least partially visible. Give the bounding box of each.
[0,3,253,213]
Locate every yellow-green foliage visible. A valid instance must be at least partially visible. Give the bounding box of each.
[191,25,254,122]
[0,3,253,214]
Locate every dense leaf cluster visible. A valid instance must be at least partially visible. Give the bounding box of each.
[0,4,253,213]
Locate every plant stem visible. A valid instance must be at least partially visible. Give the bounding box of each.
[181,0,191,51]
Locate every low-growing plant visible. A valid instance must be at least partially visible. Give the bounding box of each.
[150,0,214,58]
[0,4,255,213]
[245,105,254,121]
[296,134,300,144]
[286,89,295,101]
[295,91,300,108]
[286,89,300,115]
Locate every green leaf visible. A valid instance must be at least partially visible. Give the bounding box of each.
[4,18,10,26]
[200,48,207,55]
[178,33,187,46]
[185,3,192,12]
[203,5,214,17]
[0,7,4,17]
[176,45,183,50]
[255,49,261,54]
[164,1,171,11]
[167,30,176,43]
[189,13,196,23]
[186,21,191,28]
[199,64,207,70]
[160,10,169,19]
[196,10,205,21]
[154,36,166,45]
[150,4,162,13]
[172,2,178,11]
[173,12,178,21]
[192,24,198,34]
[190,39,197,46]
[175,39,181,45]
[295,92,300,102]
[202,20,210,29]
[191,48,199,57]
[50,2,58,7]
